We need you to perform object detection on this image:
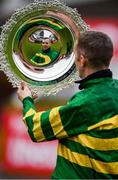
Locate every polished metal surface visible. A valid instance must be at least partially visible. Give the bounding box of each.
[0,0,89,95]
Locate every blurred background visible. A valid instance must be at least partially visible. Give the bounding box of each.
[0,0,118,179]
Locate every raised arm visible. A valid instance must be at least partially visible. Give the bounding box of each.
[17,82,88,143]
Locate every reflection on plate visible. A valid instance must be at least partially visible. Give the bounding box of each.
[13,16,73,70]
[0,0,89,95]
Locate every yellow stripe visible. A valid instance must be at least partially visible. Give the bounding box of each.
[33,112,45,142]
[88,114,118,131]
[49,107,68,138]
[29,19,63,29]
[69,134,118,151]
[23,108,36,125]
[58,143,118,175]
[35,53,51,65]
[23,109,45,142]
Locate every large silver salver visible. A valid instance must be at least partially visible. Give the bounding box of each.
[0,0,89,96]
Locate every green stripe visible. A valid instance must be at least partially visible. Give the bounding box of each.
[59,105,90,136]
[52,156,118,179]
[25,115,36,142]
[41,110,55,140]
[60,139,118,162]
[22,96,35,116]
[86,128,118,139]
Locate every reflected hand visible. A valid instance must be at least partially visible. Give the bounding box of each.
[17,82,32,101]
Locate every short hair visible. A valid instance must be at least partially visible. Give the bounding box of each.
[77,31,113,68]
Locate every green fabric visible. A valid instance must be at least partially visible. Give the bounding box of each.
[22,78,118,179]
[58,78,118,137]
[25,115,37,142]
[86,127,118,139]
[23,97,36,141]
[52,156,118,179]
[22,96,35,116]
[60,138,118,162]
[41,110,56,141]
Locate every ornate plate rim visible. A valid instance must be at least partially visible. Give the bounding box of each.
[0,0,89,96]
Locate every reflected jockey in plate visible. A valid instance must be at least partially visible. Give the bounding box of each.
[31,37,60,67]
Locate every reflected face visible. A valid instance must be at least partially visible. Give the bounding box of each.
[42,39,51,51]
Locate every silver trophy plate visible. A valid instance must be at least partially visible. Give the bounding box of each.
[0,0,89,95]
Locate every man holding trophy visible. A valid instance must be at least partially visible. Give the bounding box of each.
[17,30,118,179]
[0,0,118,178]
